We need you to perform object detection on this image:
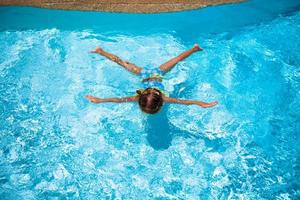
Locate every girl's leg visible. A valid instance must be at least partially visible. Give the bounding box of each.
[91,47,143,75]
[159,44,202,73]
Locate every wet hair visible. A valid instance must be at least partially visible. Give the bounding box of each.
[137,88,163,114]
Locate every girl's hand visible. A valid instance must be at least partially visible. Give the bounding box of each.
[85,95,101,103]
[197,101,218,108]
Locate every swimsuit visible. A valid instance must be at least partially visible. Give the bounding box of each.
[140,67,168,95]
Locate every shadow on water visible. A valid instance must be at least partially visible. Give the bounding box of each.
[145,102,203,150]
[145,105,172,150]
[145,77,205,150]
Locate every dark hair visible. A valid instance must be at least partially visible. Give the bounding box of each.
[137,88,163,114]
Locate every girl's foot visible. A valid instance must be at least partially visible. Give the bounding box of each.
[90,47,102,53]
[193,44,203,51]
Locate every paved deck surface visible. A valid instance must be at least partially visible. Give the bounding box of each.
[0,0,243,13]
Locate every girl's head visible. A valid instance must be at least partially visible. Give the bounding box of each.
[137,88,163,114]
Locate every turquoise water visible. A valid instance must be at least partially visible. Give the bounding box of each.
[0,0,300,199]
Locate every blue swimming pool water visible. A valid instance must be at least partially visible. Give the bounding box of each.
[0,0,300,199]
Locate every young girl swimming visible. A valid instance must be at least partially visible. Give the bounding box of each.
[86,44,218,114]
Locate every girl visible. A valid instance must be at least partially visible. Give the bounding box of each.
[86,44,218,114]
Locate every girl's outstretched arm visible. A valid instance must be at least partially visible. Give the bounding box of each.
[90,47,142,75]
[163,96,218,108]
[85,95,138,103]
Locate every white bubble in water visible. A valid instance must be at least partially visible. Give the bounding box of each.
[132,175,149,190]
[203,152,223,166]
[10,174,31,186]
[53,164,70,180]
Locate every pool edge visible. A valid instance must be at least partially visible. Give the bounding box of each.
[0,0,245,13]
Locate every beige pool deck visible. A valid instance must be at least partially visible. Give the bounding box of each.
[0,0,243,13]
